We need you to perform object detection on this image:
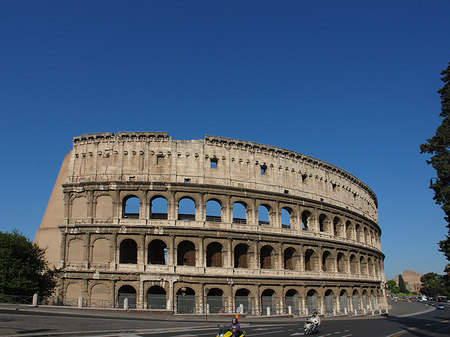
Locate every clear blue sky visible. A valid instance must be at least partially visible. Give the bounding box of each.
[1,1,449,280]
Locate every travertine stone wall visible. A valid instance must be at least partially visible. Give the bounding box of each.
[35,132,386,315]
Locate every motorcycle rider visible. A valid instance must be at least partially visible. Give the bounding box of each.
[308,312,320,332]
[229,318,242,336]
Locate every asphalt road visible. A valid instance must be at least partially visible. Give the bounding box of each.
[0,301,449,337]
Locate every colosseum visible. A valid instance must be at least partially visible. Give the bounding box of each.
[35,132,387,316]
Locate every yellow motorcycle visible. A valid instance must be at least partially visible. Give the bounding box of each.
[216,325,246,337]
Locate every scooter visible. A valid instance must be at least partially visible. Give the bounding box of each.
[216,325,246,337]
[303,320,319,335]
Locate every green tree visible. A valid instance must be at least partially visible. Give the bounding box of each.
[398,274,409,294]
[420,62,450,265]
[0,230,58,299]
[420,272,448,297]
[386,280,401,294]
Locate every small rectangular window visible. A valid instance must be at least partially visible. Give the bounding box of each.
[210,158,218,168]
[184,178,191,183]
[260,164,267,175]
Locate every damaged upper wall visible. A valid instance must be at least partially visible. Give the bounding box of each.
[67,132,378,222]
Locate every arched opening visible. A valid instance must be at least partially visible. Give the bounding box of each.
[364,227,370,244]
[232,202,247,224]
[306,289,319,314]
[337,252,346,273]
[319,214,328,233]
[324,290,335,314]
[352,290,359,313]
[176,287,196,314]
[261,289,276,314]
[368,258,374,276]
[260,245,274,269]
[362,290,369,310]
[177,241,196,266]
[340,290,348,314]
[360,256,368,275]
[285,289,299,314]
[118,285,136,309]
[281,207,292,229]
[147,286,166,309]
[284,247,296,270]
[178,197,196,221]
[122,196,140,219]
[258,205,270,226]
[304,249,316,271]
[148,239,167,265]
[119,239,137,264]
[206,199,222,222]
[234,244,249,268]
[346,221,353,239]
[235,288,252,314]
[322,251,333,272]
[350,254,358,274]
[150,196,168,219]
[206,288,224,313]
[334,217,342,236]
[301,211,311,230]
[206,242,223,267]
[356,224,362,242]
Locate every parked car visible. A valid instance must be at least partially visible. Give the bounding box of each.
[436,305,445,310]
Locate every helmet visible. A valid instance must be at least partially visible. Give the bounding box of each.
[232,318,238,323]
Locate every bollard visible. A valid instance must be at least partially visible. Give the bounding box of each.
[240,304,244,314]
[207,303,210,314]
[305,308,309,316]
[344,307,347,315]
[32,294,38,307]
[78,296,83,308]
[124,297,129,310]
[266,306,271,316]
[288,305,292,315]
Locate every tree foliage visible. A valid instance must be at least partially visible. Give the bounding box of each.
[0,230,58,299]
[386,280,401,294]
[398,274,409,294]
[420,62,450,265]
[420,272,450,298]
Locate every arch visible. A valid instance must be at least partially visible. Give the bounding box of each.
[123,195,140,219]
[68,239,84,263]
[319,214,328,233]
[306,289,319,313]
[234,243,249,268]
[352,290,359,312]
[281,207,292,228]
[150,196,168,219]
[261,289,276,314]
[232,202,247,224]
[339,290,349,314]
[322,250,333,272]
[285,289,300,314]
[356,224,363,242]
[360,256,368,275]
[178,197,196,221]
[362,290,369,310]
[207,288,224,313]
[177,240,196,266]
[118,285,136,309]
[147,286,166,309]
[364,227,370,244]
[206,199,222,222]
[119,239,138,264]
[92,238,110,264]
[206,242,223,267]
[95,195,112,219]
[176,287,196,314]
[235,288,252,314]
[90,284,110,308]
[258,204,270,226]
[304,249,317,271]
[148,239,167,265]
[71,197,87,219]
[302,211,311,230]
[260,245,274,269]
[65,283,82,304]
[334,216,343,236]
[345,221,353,239]
[324,289,335,314]
[337,252,346,273]
[284,247,296,270]
[350,254,358,274]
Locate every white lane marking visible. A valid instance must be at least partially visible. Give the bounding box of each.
[253,330,285,336]
[290,333,304,336]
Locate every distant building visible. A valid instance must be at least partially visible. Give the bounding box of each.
[394,270,422,293]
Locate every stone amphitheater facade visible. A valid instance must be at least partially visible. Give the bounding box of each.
[35,132,387,316]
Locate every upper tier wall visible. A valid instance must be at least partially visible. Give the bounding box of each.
[69,132,378,222]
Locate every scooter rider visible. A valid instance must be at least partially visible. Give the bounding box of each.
[229,318,242,336]
[308,312,320,332]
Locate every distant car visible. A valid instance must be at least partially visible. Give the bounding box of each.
[436,305,445,310]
